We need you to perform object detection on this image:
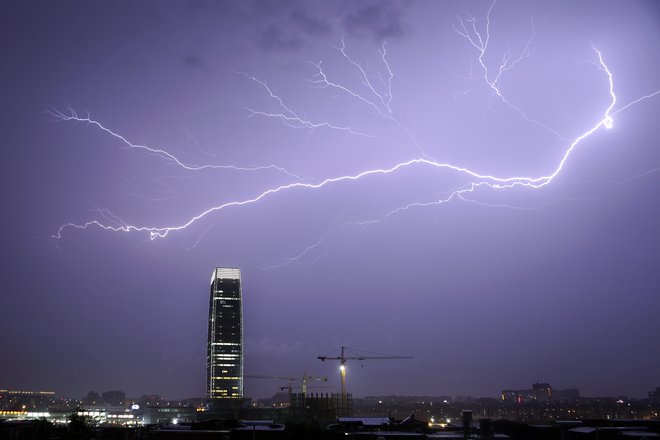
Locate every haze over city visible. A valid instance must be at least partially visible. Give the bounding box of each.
[2,0,660,403]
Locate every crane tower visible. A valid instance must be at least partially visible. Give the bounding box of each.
[318,346,412,416]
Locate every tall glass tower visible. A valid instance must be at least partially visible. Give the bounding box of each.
[207,267,243,400]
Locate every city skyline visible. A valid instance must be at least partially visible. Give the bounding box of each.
[2,0,660,401]
[3,382,660,403]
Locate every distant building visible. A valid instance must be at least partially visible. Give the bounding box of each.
[82,391,101,406]
[502,383,553,404]
[289,392,349,419]
[137,394,165,407]
[501,389,534,404]
[0,390,55,412]
[553,388,580,401]
[207,267,243,400]
[533,382,552,401]
[143,406,196,425]
[501,390,520,404]
[101,390,126,406]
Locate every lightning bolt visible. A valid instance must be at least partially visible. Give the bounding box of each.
[259,229,334,270]
[612,90,660,117]
[453,0,566,140]
[309,35,433,159]
[618,167,660,185]
[49,107,304,180]
[241,73,380,140]
[52,21,659,255]
[347,46,616,226]
[457,195,599,212]
[336,35,394,115]
[351,183,477,226]
[53,48,645,240]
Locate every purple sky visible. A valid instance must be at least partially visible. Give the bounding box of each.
[2,0,660,401]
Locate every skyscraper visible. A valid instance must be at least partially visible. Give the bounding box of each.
[207,267,243,400]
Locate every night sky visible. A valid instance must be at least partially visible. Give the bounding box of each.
[2,1,660,401]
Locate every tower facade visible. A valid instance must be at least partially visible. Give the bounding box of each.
[207,267,243,399]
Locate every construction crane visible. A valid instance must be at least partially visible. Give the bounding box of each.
[318,346,412,415]
[244,373,327,395]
